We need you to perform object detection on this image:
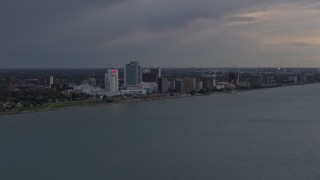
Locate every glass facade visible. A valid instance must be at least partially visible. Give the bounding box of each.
[125,61,141,86]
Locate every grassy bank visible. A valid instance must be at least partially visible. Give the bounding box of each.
[0,100,104,116]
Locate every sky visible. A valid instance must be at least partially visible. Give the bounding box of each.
[1,0,320,68]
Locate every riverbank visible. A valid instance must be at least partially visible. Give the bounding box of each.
[0,93,192,116]
[0,83,313,117]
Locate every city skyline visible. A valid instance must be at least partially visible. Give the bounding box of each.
[2,1,320,68]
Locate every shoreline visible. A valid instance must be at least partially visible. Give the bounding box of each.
[0,93,192,117]
[0,83,314,117]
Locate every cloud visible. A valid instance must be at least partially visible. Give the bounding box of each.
[225,11,266,26]
[1,0,320,67]
[281,42,320,48]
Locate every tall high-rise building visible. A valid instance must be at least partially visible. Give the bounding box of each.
[196,80,203,90]
[143,67,161,83]
[49,76,54,86]
[124,61,141,87]
[150,67,161,83]
[142,72,156,83]
[105,69,119,92]
[158,77,169,93]
[175,79,184,92]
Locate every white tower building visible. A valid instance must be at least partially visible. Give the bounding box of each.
[105,69,119,92]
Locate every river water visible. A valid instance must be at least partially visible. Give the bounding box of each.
[1,84,320,180]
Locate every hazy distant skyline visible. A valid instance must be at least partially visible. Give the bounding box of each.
[2,0,320,68]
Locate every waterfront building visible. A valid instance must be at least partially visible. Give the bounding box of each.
[124,61,141,88]
[288,74,298,83]
[150,67,161,82]
[175,79,184,92]
[169,79,175,91]
[142,72,157,83]
[196,80,203,90]
[217,82,235,90]
[201,74,217,89]
[239,81,251,89]
[257,73,264,87]
[39,75,53,87]
[105,69,119,92]
[202,77,213,89]
[300,73,307,83]
[121,89,146,95]
[73,83,93,94]
[228,72,240,86]
[88,78,97,87]
[142,67,161,83]
[8,76,16,91]
[49,76,54,86]
[158,77,169,93]
[141,82,158,94]
[183,77,196,92]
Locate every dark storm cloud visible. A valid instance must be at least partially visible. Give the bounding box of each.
[1,0,320,67]
[0,0,125,46]
[0,0,129,67]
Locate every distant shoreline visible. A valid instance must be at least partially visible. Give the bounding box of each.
[0,93,193,117]
[0,83,313,117]
[0,91,230,117]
